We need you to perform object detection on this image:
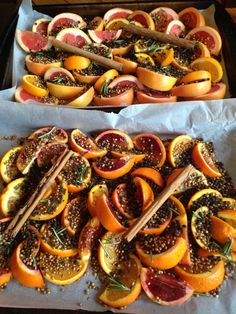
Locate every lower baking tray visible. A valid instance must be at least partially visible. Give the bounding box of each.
[1,0,236,109]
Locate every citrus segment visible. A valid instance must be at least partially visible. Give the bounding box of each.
[0,146,22,183]
[167,134,193,167]
[87,184,109,217]
[190,57,223,83]
[22,75,49,97]
[64,56,91,71]
[131,167,164,188]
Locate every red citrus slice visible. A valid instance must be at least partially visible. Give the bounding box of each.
[36,142,67,168]
[141,268,193,305]
[108,74,144,90]
[186,26,222,56]
[32,18,51,36]
[104,8,133,24]
[28,126,68,143]
[95,129,134,151]
[94,88,134,107]
[47,13,86,35]
[150,7,178,32]
[14,86,58,105]
[44,66,75,82]
[165,20,185,37]
[70,128,107,159]
[88,30,122,43]
[133,133,166,167]
[112,183,133,219]
[56,28,91,48]
[16,30,52,53]
[136,89,177,103]
[92,156,135,179]
[129,10,155,30]
[179,7,205,30]
[171,80,211,98]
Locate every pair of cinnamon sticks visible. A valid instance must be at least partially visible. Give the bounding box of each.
[4,143,194,242]
[51,24,195,72]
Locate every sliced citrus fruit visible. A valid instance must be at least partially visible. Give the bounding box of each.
[22,75,48,97]
[180,70,211,84]
[133,176,154,211]
[25,54,62,77]
[136,89,177,103]
[64,55,91,71]
[95,193,126,233]
[191,206,211,250]
[98,231,128,274]
[135,53,155,66]
[32,18,50,36]
[94,88,134,107]
[222,197,236,210]
[113,56,138,74]
[165,20,185,37]
[10,241,44,288]
[66,86,94,107]
[94,69,119,92]
[0,146,22,183]
[88,29,122,44]
[0,177,28,217]
[210,216,236,251]
[47,12,86,35]
[99,254,142,308]
[136,67,177,91]
[184,82,226,101]
[46,82,84,100]
[192,142,221,178]
[40,220,78,257]
[14,86,59,105]
[88,184,109,217]
[30,180,68,220]
[175,260,225,292]
[108,74,144,90]
[153,48,174,66]
[111,151,145,163]
[167,134,194,167]
[150,7,178,32]
[186,26,222,56]
[179,7,205,30]
[141,268,194,305]
[190,57,223,83]
[61,196,89,235]
[194,42,211,58]
[36,142,67,168]
[133,133,166,167]
[218,209,236,228]
[187,188,222,209]
[131,167,164,188]
[111,183,134,219]
[58,153,91,193]
[129,10,155,30]
[28,126,68,143]
[95,129,134,151]
[136,234,187,269]
[166,168,208,194]
[105,18,129,30]
[171,80,211,98]
[40,252,88,285]
[16,29,52,53]
[93,156,135,180]
[44,66,75,82]
[104,8,133,24]
[56,28,91,48]
[88,16,104,31]
[70,128,107,159]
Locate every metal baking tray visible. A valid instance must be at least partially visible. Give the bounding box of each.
[0,0,236,111]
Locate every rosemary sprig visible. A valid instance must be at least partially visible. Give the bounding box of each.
[52,77,67,84]
[102,239,122,246]
[98,239,112,260]
[74,165,89,185]
[192,211,201,219]
[38,127,56,139]
[113,39,126,45]
[223,239,233,256]
[31,254,37,269]
[56,226,67,235]
[100,80,109,95]
[107,276,131,291]
[52,227,64,245]
[169,206,179,215]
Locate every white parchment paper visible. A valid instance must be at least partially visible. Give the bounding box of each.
[0,99,235,312]
[0,0,230,102]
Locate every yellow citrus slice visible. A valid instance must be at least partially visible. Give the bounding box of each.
[135,53,155,65]
[22,75,49,97]
[94,69,119,92]
[0,146,22,183]
[190,57,223,83]
[105,18,129,30]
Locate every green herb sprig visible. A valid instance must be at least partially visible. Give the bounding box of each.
[107,276,131,291]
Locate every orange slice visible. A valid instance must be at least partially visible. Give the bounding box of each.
[187,188,222,209]
[129,10,155,30]
[154,48,174,66]
[133,176,154,211]
[87,184,109,217]
[22,75,48,97]
[99,254,142,308]
[131,167,164,188]
[191,206,211,250]
[190,57,223,83]
[180,70,211,84]
[105,18,129,30]
[95,129,134,151]
[111,151,145,163]
[167,134,194,167]
[66,86,95,107]
[0,146,22,183]
[175,260,225,292]
[135,53,155,66]
[94,69,119,92]
[64,55,91,71]
[192,142,221,177]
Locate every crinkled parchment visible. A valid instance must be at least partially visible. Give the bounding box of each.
[0,99,235,313]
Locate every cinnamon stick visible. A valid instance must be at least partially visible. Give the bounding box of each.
[5,149,73,239]
[124,164,195,242]
[123,24,196,50]
[51,38,123,71]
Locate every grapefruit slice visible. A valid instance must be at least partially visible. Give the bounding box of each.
[141,268,193,305]
[165,20,185,37]
[104,8,133,24]
[179,7,205,30]
[44,66,75,82]
[47,13,86,35]
[95,129,134,151]
[36,142,67,168]
[137,89,177,104]
[25,54,62,77]
[14,86,58,105]
[150,7,178,32]
[108,74,144,90]
[88,30,122,44]
[66,86,95,107]
[16,29,52,53]
[184,82,226,101]
[32,18,51,36]
[56,28,91,48]
[186,26,222,56]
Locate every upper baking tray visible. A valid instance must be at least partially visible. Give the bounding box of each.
[1,0,236,111]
